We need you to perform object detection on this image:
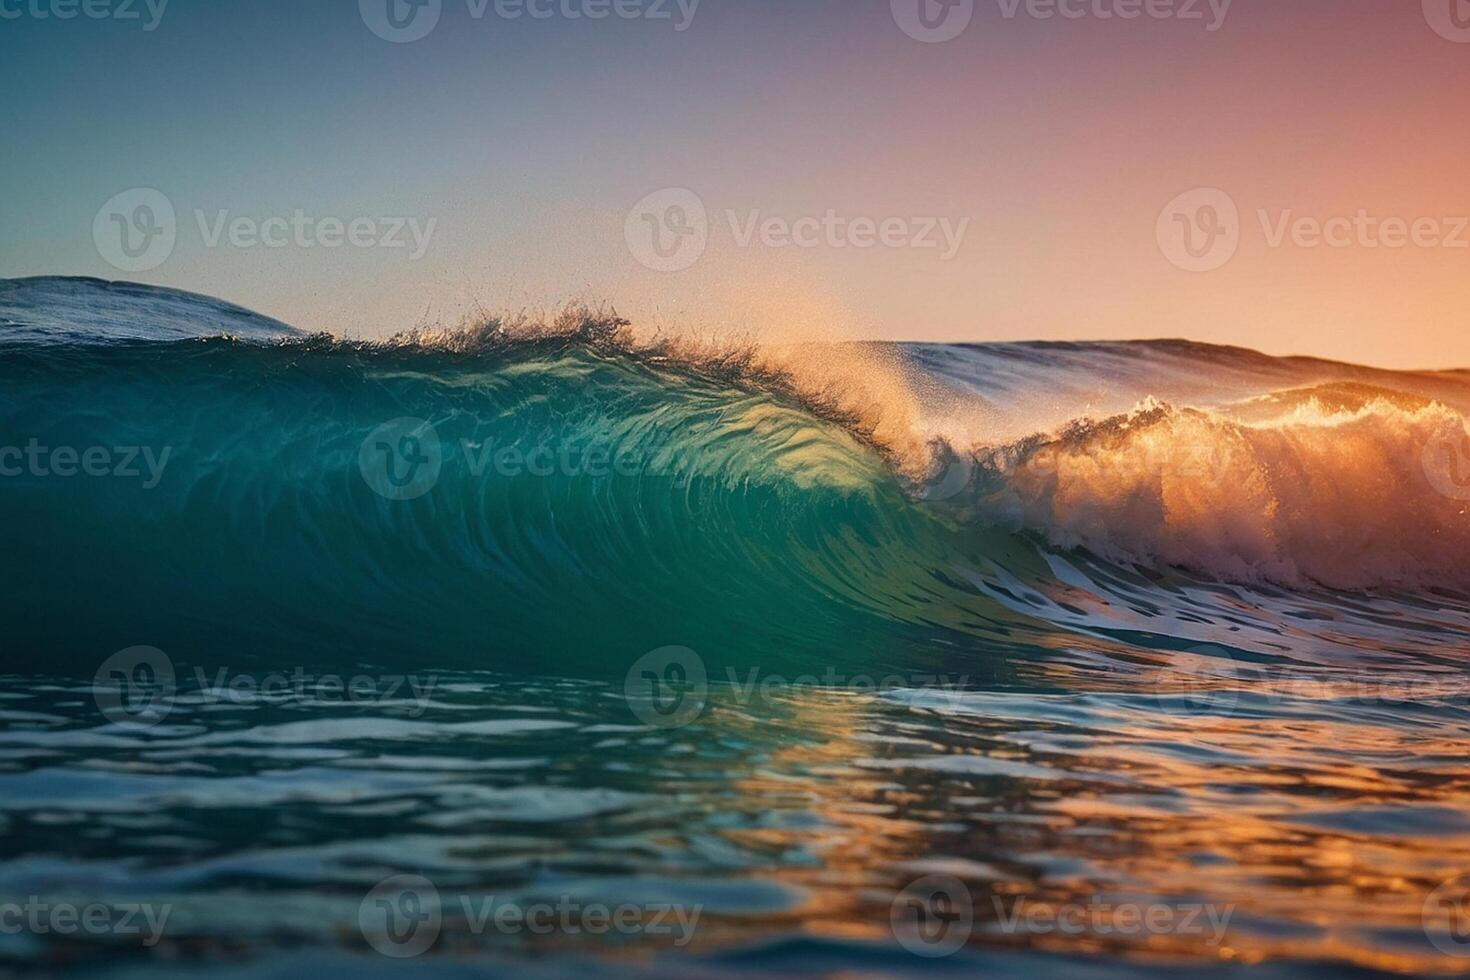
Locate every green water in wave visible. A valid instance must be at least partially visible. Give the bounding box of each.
[0,337,1046,675]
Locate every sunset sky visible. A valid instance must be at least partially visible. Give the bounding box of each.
[3,0,1469,369]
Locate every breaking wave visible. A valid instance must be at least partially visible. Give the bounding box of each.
[964,390,1470,591]
[2,276,1468,673]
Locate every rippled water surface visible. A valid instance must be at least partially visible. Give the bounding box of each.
[5,631,1470,977]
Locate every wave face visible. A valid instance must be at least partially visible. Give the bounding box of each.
[0,279,1031,674]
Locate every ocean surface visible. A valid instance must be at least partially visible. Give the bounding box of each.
[2,276,1470,977]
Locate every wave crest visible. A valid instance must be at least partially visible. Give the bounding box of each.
[361,305,951,482]
[966,393,1470,591]
[7,278,1470,598]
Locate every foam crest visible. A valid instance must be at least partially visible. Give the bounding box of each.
[969,394,1470,591]
[373,306,952,478]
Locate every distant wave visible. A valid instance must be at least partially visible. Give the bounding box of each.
[0,276,300,345]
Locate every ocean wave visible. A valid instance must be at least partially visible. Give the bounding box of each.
[2,277,1468,671]
[0,286,1013,668]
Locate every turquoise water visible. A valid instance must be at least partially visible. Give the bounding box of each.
[3,277,1470,976]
